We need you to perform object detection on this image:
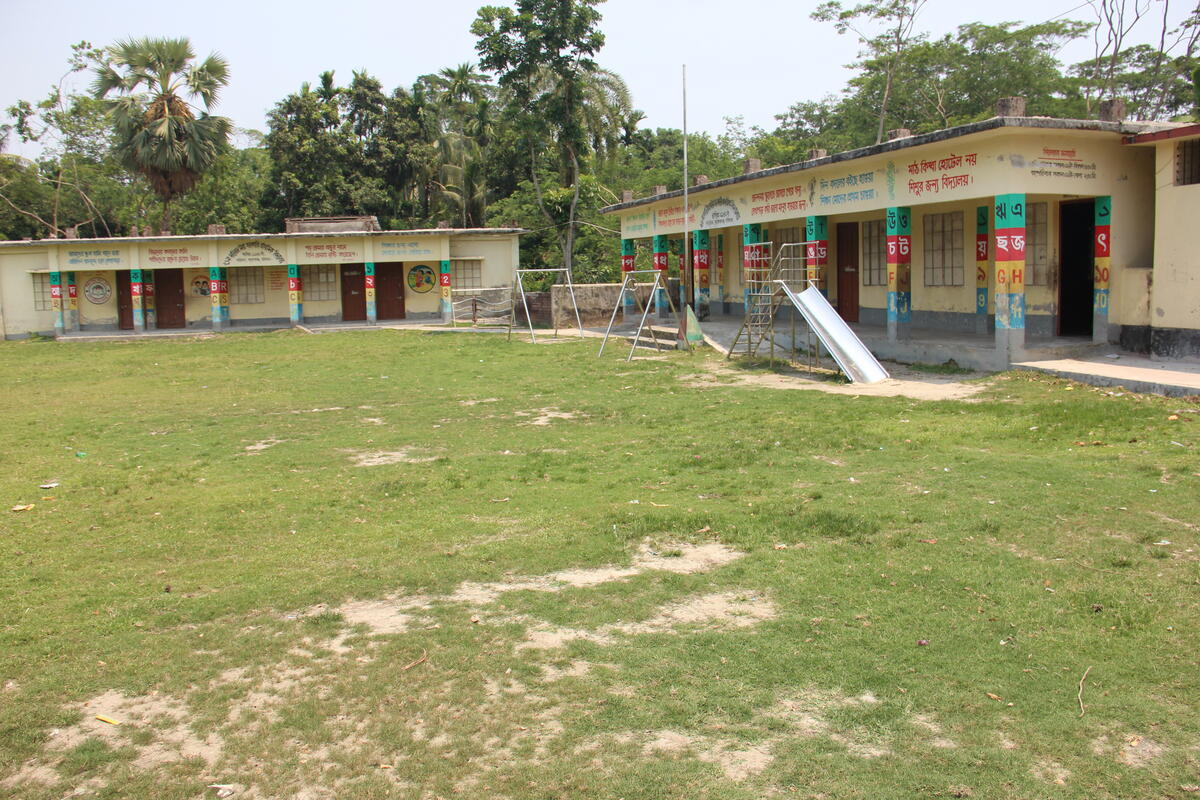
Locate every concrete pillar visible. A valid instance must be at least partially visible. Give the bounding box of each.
[693,229,711,319]
[49,270,65,336]
[993,194,1027,363]
[65,271,80,331]
[741,224,759,312]
[975,206,990,336]
[653,234,669,317]
[676,239,689,309]
[143,270,157,329]
[365,262,377,323]
[806,216,830,295]
[209,267,229,331]
[715,234,726,312]
[621,238,636,315]
[130,268,146,333]
[287,264,303,325]
[885,207,912,341]
[1093,196,1111,343]
[439,259,452,322]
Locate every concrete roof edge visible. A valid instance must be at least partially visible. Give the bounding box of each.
[0,228,526,249]
[599,116,1169,215]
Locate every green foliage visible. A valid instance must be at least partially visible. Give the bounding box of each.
[91,37,233,231]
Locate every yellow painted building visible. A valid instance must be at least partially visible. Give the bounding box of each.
[0,226,522,338]
[602,114,1200,367]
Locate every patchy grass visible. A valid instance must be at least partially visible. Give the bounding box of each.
[1,330,1197,799]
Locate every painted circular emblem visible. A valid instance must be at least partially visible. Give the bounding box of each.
[82,276,112,304]
[407,264,435,293]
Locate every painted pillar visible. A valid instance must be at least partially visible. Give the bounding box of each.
[975,206,990,336]
[438,259,452,322]
[715,234,726,311]
[1093,196,1111,343]
[621,238,636,314]
[693,229,711,318]
[885,207,912,341]
[209,267,229,331]
[287,264,303,325]
[805,216,829,295]
[143,270,157,330]
[365,262,377,323]
[130,268,145,333]
[653,234,669,316]
[49,270,65,336]
[741,224,758,312]
[993,193,1027,362]
[66,271,79,331]
[676,239,689,309]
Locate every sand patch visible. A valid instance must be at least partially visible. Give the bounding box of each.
[244,438,284,454]
[361,417,386,425]
[643,730,774,782]
[1033,759,1070,785]
[346,449,438,466]
[540,660,610,682]
[516,407,583,426]
[460,398,499,406]
[336,597,433,635]
[688,362,987,401]
[1094,733,1166,767]
[518,590,777,650]
[291,406,345,414]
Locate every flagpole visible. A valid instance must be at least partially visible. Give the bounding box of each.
[682,64,691,310]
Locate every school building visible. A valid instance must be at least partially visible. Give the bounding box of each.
[0,221,522,338]
[601,103,1200,368]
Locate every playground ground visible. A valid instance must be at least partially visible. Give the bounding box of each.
[1,329,1197,799]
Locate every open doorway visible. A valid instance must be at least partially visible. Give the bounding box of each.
[1059,200,1094,337]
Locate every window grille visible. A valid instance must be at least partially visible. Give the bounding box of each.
[302,265,337,301]
[923,211,965,286]
[32,273,53,311]
[1177,140,1200,186]
[1026,202,1049,286]
[451,259,482,289]
[862,219,886,286]
[229,267,264,304]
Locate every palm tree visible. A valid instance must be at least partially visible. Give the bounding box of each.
[91,37,232,232]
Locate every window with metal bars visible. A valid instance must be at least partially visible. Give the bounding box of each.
[301,265,337,301]
[229,267,264,304]
[923,211,964,286]
[1026,202,1049,285]
[862,219,886,286]
[1177,140,1200,186]
[31,273,53,310]
[451,259,482,289]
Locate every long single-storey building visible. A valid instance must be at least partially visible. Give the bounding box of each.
[601,104,1200,367]
[0,223,522,338]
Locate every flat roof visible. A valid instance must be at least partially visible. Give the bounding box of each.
[0,227,525,249]
[600,116,1181,214]
[1126,123,1200,144]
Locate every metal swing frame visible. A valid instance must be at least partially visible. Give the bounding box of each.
[507,267,585,344]
[598,270,681,362]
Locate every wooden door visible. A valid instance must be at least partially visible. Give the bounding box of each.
[340,264,366,321]
[836,222,860,323]
[154,269,186,328]
[376,263,406,320]
[115,271,134,330]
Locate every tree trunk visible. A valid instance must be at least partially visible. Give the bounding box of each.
[161,198,173,235]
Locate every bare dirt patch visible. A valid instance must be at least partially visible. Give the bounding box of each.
[345,449,438,466]
[1033,759,1070,785]
[244,438,284,454]
[642,730,774,782]
[516,407,583,426]
[459,398,499,406]
[689,362,988,401]
[1093,733,1166,767]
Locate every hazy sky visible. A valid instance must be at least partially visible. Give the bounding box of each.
[1,0,1191,158]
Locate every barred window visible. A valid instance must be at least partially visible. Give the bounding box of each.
[229,266,264,304]
[923,211,964,286]
[31,273,53,311]
[451,259,482,289]
[1026,202,1049,285]
[862,219,886,286]
[302,265,337,301]
[1177,139,1200,186]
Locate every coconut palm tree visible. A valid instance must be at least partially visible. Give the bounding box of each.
[91,37,232,232]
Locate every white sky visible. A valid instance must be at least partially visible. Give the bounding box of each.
[1,0,1191,158]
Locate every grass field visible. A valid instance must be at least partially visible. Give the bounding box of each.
[1,329,1197,800]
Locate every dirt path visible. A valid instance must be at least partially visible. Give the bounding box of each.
[687,360,990,401]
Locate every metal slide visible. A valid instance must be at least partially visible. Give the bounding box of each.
[775,281,890,384]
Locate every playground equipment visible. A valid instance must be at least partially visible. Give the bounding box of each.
[728,240,888,384]
[506,267,584,343]
[598,269,681,362]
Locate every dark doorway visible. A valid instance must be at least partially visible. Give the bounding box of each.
[115,270,133,330]
[154,269,186,328]
[1059,200,1094,337]
[340,264,366,321]
[836,222,860,322]
[376,263,406,320]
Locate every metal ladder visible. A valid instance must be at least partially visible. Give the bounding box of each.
[727,241,826,370]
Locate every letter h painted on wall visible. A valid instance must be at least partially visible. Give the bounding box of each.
[993,194,1026,331]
